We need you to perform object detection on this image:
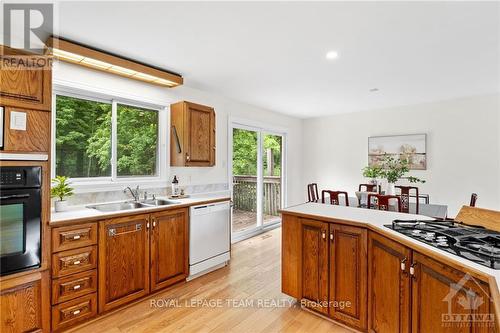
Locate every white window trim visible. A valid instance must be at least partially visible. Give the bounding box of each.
[52,87,169,193]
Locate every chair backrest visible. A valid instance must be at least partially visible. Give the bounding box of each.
[395,185,419,214]
[470,193,478,207]
[321,190,349,206]
[367,194,402,212]
[359,183,381,193]
[307,183,319,202]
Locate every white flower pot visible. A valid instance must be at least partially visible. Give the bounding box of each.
[54,200,69,212]
[386,183,396,196]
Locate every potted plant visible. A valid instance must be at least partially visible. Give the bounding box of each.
[362,165,382,185]
[379,155,425,195]
[51,176,74,212]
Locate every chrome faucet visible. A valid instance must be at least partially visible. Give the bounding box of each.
[123,186,140,201]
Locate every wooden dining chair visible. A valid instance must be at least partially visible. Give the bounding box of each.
[321,190,349,206]
[395,185,419,214]
[470,193,478,207]
[358,183,381,193]
[307,183,319,202]
[367,194,402,212]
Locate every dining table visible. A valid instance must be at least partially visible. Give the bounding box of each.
[321,191,448,219]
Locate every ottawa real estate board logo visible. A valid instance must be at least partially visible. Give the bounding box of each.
[442,273,494,328]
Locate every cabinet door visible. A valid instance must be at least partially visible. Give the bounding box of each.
[2,107,51,154]
[329,224,367,330]
[0,271,50,333]
[150,208,189,292]
[98,214,150,313]
[411,252,494,333]
[0,48,52,111]
[368,232,412,333]
[301,219,329,315]
[185,102,215,166]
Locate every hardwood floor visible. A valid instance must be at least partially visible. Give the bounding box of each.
[69,228,350,333]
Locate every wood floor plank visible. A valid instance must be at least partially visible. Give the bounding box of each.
[69,228,349,333]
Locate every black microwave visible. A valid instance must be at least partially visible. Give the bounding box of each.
[0,166,42,275]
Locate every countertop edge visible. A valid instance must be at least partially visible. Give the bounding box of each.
[49,197,231,226]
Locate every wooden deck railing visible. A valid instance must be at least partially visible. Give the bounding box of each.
[233,175,281,216]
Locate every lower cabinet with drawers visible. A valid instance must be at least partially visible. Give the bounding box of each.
[50,207,189,331]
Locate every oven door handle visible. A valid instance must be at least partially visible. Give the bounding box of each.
[0,194,30,200]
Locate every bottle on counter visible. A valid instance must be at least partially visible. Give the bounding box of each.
[171,175,179,197]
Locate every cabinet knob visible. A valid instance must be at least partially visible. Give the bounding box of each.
[186,154,190,161]
[72,310,81,316]
[400,258,407,271]
[73,235,81,240]
[72,260,81,266]
[329,232,334,242]
[73,284,81,290]
[321,231,326,240]
[410,262,417,278]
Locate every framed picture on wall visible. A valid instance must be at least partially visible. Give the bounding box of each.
[368,134,427,170]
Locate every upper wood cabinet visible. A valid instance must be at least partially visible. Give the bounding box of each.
[2,107,51,154]
[0,46,52,111]
[170,101,215,167]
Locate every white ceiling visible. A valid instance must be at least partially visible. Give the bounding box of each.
[53,1,499,118]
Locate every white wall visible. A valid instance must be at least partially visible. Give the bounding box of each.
[53,62,304,206]
[302,94,500,216]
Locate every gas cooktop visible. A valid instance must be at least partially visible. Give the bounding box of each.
[385,219,500,269]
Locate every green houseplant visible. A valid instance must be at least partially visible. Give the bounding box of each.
[379,155,425,194]
[51,176,74,212]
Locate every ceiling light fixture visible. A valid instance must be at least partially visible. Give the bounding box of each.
[325,50,339,60]
[46,37,183,88]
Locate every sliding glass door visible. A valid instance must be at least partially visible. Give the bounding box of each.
[231,123,285,240]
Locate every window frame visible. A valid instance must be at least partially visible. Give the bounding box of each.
[51,88,167,192]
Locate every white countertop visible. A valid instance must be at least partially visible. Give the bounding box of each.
[281,202,500,288]
[50,191,231,224]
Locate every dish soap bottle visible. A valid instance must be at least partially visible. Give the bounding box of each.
[171,175,179,197]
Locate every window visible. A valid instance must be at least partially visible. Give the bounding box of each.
[55,94,160,180]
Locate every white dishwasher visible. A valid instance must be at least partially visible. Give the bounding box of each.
[188,201,231,279]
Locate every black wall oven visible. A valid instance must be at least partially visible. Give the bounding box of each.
[0,166,42,276]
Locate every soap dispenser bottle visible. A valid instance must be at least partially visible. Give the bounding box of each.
[171,175,179,197]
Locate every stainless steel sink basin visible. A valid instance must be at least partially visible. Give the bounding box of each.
[141,199,179,207]
[87,201,145,212]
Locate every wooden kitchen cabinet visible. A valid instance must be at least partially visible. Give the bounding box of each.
[0,46,52,111]
[411,252,494,333]
[150,208,189,291]
[170,101,216,167]
[368,231,412,333]
[98,214,150,313]
[301,219,329,315]
[2,107,51,154]
[329,223,367,331]
[0,271,50,333]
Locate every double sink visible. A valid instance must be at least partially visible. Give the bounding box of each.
[87,199,180,212]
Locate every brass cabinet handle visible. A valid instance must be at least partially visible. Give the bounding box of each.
[72,260,81,266]
[73,235,81,240]
[72,310,81,316]
[400,258,407,271]
[321,231,326,240]
[410,262,417,279]
[73,284,81,290]
[186,153,191,162]
[329,232,334,242]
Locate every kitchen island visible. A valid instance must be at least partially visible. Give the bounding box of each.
[280,202,500,333]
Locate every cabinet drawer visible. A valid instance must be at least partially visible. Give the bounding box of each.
[52,270,97,305]
[52,293,97,331]
[52,246,97,278]
[52,223,97,252]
